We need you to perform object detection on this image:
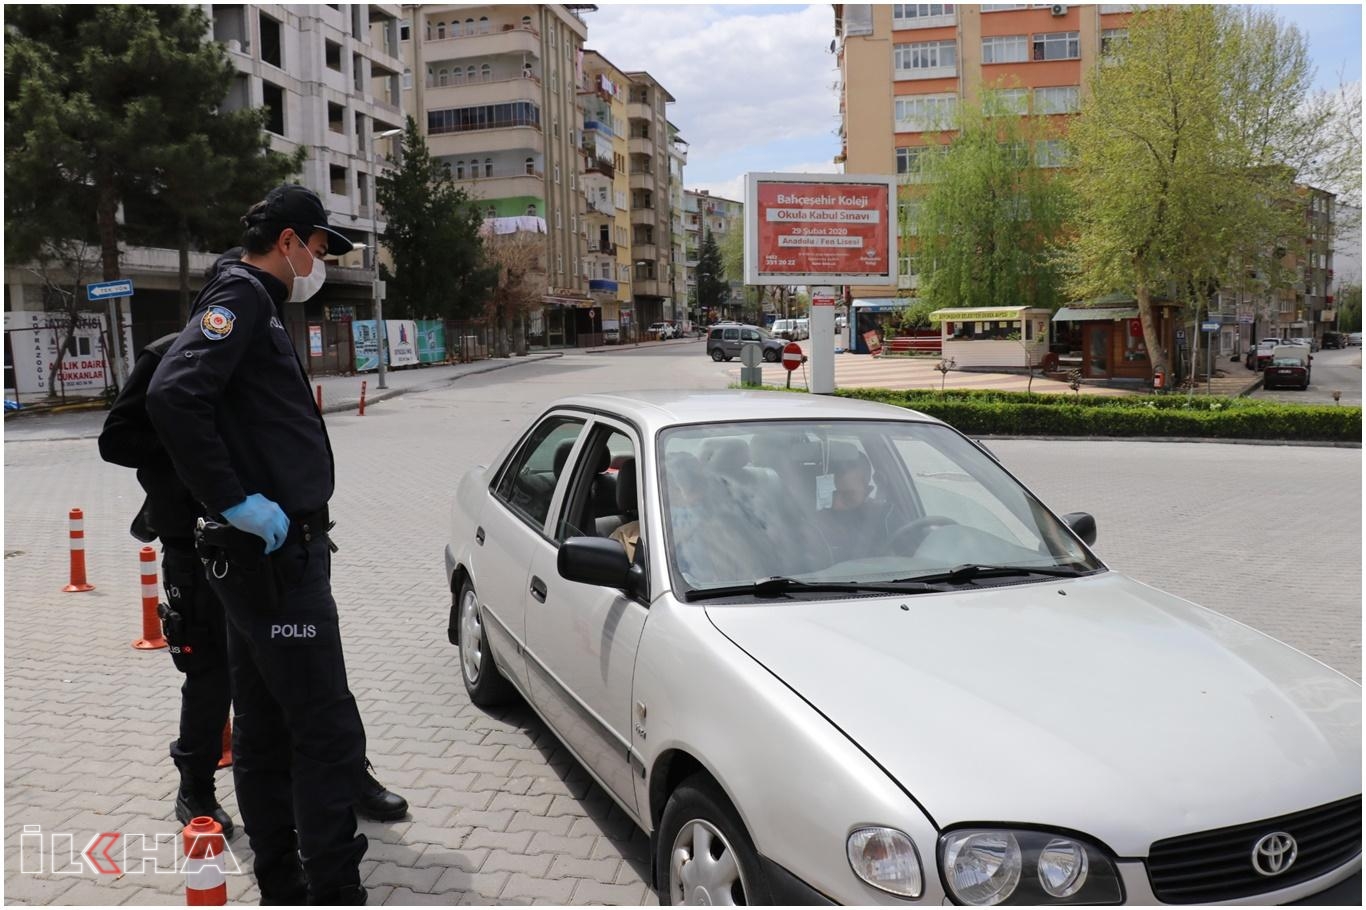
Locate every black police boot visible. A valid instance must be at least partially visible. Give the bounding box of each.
[308,883,366,905]
[175,772,235,839]
[354,759,408,822]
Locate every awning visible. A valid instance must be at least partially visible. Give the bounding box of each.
[851,297,910,313]
[1053,306,1140,322]
[928,306,1032,323]
[542,294,595,308]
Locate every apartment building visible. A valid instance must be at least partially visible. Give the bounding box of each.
[834,3,1130,301]
[683,189,744,319]
[667,121,689,319]
[579,50,634,339]
[401,4,593,346]
[623,71,678,330]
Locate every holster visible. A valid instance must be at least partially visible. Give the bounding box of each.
[194,517,278,611]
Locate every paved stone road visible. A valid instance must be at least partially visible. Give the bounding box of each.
[4,344,1359,905]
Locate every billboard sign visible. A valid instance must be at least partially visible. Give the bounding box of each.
[744,173,896,286]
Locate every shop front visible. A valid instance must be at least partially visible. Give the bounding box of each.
[849,298,907,354]
[530,289,596,349]
[1052,299,1179,382]
[930,306,1051,369]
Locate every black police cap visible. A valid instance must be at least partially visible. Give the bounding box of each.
[245,185,355,256]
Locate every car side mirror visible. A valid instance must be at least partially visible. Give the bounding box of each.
[1062,512,1097,547]
[558,537,642,595]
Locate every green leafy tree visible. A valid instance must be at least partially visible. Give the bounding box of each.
[377,116,496,320]
[5,4,290,383]
[905,88,1071,315]
[1064,5,1337,381]
[1337,284,1362,333]
[695,229,730,317]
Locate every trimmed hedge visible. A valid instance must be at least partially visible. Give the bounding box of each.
[830,388,1362,442]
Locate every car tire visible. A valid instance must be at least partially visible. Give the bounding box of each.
[656,774,769,906]
[455,578,515,707]
[763,349,780,363]
[710,348,724,362]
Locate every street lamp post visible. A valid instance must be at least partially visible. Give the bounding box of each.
[370,128,403,389]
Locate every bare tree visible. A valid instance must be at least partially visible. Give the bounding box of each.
[22,239,102,398]
[483,230,546,358]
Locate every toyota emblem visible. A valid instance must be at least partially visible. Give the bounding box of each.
[1252,832,1298,876]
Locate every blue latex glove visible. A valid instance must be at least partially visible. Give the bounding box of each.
[222,494,290,554]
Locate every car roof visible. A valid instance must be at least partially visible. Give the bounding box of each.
[549,390,940,434]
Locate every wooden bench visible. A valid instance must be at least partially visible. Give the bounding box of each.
[882,336,942,356]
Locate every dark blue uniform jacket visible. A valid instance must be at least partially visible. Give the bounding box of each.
[146,263,334,519]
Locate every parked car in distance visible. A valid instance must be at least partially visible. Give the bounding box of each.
[444,391,1363,907]
[1288,335,1320,352]
[706,324,785,362]
[771,319,797,340]
[1322,331,1346,349]
[1349,332,1363,347]
[1247,338,1282,371]
[1263,345,1312,390]
[648,322,678,340]
[603,327,620,345]
[795,318,810,339]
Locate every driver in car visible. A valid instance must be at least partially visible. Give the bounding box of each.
[818,450,892,563]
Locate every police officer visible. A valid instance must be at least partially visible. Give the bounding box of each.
[146,188,373,905]
[100,248,409,864]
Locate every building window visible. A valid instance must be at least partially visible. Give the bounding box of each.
[982,34,1028,64]
[258,12,282,67]
[894,40,958,78]
[327,102,345,133]
[402,68,412,90]
[465,18,475,35]
[486,205,497,217]
[437,67,449,86]
[992,87,1029,115]
[554,164,561,184]
[600,262,612,279]
[480,63,492,81]
[526,204,539,216]
[521,15,532,29]
[262,81,285,135]
[484,158,493,177]
[1033,85,1080,114]
[896,146,942,179]
[325,40,342,72]
[555,211,562,229]
[1100,28,1128,58]
[436,20,446,39]
[478,16,490,35]
[1035,139,1071,168]
[981,4,1028,10]
[895,95,957,132]
[465,64,477,82]
[1033,31,1080,61]
[455,160,465,179]
[557,252,563,273]
[329,164,347,196]
[892,4,956,28]
[399,19,410,41]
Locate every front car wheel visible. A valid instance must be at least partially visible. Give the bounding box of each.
[456,579,515,706]
[657,775,768,906]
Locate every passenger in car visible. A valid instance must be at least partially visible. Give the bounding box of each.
[818,450,892,562]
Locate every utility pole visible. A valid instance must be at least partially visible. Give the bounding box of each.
[370,128,403,389]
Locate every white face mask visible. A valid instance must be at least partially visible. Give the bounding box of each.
[285,238,326,303]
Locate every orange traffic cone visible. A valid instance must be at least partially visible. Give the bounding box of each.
[217,721,232,769]
[62,508,95,592]
[182,816,228,906]
[132,546,166,650]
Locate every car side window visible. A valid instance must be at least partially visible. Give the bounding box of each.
[723,328,739,341]
[495,415,585,530]
[742,328,760,342]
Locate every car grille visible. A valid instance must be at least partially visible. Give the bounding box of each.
[1146,795,1361,903]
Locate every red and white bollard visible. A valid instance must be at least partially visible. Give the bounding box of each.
[217,720,232,769]
[182,817,228,906]
[358,379,367,416]
[62,508,95,592]
[132,546,166,650]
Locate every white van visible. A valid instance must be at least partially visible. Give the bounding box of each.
[771,319,796,340]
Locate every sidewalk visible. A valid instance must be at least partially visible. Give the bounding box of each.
[309,353,563,415]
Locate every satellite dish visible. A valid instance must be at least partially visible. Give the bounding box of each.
[828,39,836,53]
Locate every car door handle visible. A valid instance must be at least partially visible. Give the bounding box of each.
[475,526,485,546]
[529,576,547,603]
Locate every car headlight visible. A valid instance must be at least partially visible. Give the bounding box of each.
[848,827,923,899]
[939,829,1122,905]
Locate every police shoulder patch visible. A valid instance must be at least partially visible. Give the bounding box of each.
[200,305,236,341]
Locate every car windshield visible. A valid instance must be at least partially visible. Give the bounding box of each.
[657,420,1101,595]
[1272,358,1305,367]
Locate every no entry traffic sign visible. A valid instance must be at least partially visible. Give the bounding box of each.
[782,341,804,372]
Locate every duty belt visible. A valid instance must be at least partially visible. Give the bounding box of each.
[288,507,337,553]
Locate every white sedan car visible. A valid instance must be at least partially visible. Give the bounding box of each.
[444,391,1361,906]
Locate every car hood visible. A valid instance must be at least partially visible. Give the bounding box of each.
[704,572,1361,856]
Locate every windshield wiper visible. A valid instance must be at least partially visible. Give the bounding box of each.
[895,563,1091,586]
[683,575,944,602]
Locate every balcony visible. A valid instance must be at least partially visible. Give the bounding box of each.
[587,242,617,256]
[629,207,656,226]
[429,127,543,157]
[627,101,653,121]
[629,172,655,192]
[584,156,615,179]
[588,278,619,295]
[628,136,655,157]
[456,174,546,200]
[633,278,662,297]
[633,243,658,261]
[584,195,614,217]
[423,26,539,59]
[424,76,540,108]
